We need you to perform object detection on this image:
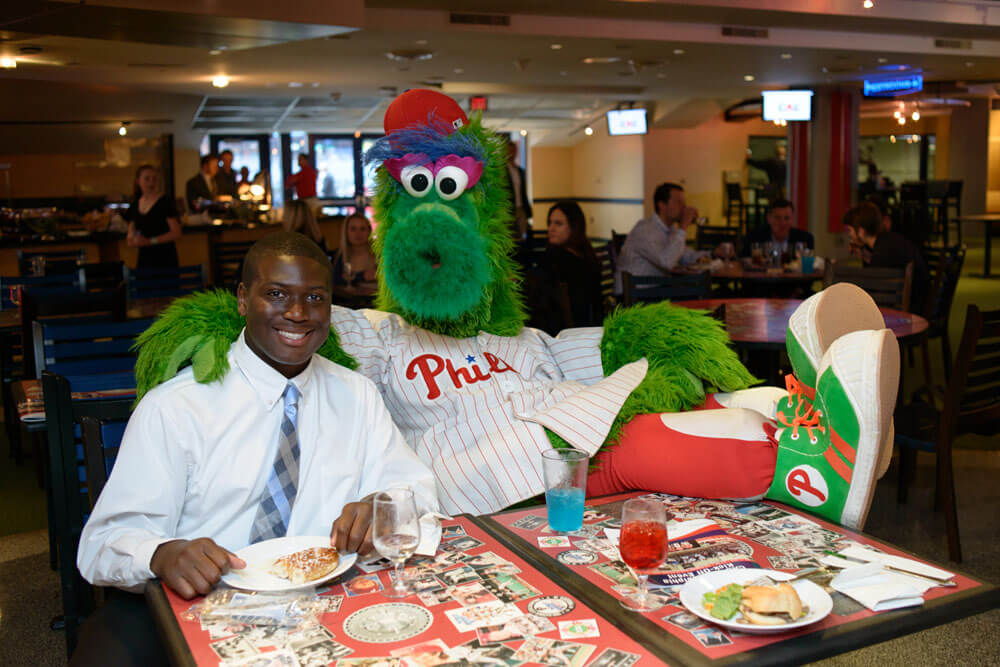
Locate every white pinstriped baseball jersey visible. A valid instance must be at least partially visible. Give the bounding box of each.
[330,306,648,515]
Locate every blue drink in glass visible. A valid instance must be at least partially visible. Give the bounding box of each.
[546,487,586,532]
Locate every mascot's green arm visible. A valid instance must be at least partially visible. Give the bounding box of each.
[545,302,759,452]
[134,290,357,401]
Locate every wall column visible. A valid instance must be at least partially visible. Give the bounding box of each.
[948,98,990,221]
[787,120,810,231]
[807,87,860,256]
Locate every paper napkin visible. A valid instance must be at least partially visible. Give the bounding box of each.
[830,562,925,611]
[416,512,447,556]
[834,545,955,582]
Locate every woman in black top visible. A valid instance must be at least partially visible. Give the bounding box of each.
[124,164,182,269]
[541,201,603,328]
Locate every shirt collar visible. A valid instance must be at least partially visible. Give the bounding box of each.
[232,329,314,410]
[651,212,669,231]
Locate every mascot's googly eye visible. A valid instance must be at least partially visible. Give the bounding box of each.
[401,165,434,198]
[435,165,469,200]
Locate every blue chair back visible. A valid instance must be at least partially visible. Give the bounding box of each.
[0,272,84,309]
[32,318,154,391]
[17,249,87,276]
[126,264,206,299]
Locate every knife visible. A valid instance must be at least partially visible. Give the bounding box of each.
[823,551,957,587]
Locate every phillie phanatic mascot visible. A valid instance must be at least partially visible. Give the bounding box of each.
[136,90,899,530]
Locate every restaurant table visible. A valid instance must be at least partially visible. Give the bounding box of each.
[674,263,823,290]
[475,492,998,667]
[952,214,1000,278]
[673,298,928,351]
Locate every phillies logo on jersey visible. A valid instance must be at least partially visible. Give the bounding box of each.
[406,352,515,400]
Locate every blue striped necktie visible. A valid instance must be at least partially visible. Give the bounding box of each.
[249,383,301,544]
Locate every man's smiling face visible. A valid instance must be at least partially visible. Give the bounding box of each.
[237,254,331,378]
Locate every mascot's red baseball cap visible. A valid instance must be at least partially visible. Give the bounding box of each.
[383,89,468,135]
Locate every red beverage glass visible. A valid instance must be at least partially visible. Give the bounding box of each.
[618,498,669,612]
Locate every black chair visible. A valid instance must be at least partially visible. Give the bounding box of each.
[594,242,617,317]
[210,239,255,289]
[17,249,87,276]
[695,225,740,253]
[80,261,126,292]
[126,263,206,299]
[920,245,966,384]
[823,261,913,312]
[895,305,1000,562]
[81,415,130,519]
[622,271,712,306]
[610,230,628,256]
[41,371,134,655]
[945,180,963,245]
[0,271,83,309]
[724,182,746,231]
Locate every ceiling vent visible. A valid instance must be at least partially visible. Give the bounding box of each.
[450,13,510,27]
[722,26,769,39]
[934,38,972,50]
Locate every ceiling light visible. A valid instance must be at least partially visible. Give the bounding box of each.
[582,56,621,65]
[288,82,303,88]
[897,116,906,125]
[387,49,433,62]
[780,53,792,60]
[310,82,320,88]
[118,122,128,137]
[743,74,755,82]
[893,110,902,119]
[0,56,15,69]
[453,67,464,74]
[209,50,222,56]
[354,130,361,138]
[551,44,563,50]
[211,75,230,88]
[911,110,920,121]
[877,57,888,64]
[863,0,874,8]
[519,129,527,136]
[965,61,974,67]
[890,135,896,143]
[560,71,568,76]
[656,72,666,79]
[249,184,265,197]
[584,126,594,136]
[415,39,428,46]
[673,49,685,55]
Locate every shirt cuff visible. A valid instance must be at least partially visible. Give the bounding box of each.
[133,535,175,584]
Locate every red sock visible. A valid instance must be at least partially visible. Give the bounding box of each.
[587,411,778,500]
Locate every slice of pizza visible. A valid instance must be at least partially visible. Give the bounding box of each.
[268,546,340,584]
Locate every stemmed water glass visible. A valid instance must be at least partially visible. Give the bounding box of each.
[372,487,420,598]
[618,498,670,612]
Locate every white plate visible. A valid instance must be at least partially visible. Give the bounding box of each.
[679,568,833,635]
[221,536,357,592]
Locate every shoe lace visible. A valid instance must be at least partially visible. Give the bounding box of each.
[776,374,826,443]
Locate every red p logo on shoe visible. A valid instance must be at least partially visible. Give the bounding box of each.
[786,465,828,507]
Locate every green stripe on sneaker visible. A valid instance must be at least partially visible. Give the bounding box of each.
[817,367,860,448]
[785,328,817,388]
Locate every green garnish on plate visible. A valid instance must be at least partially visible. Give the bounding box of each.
[703,583,744,620]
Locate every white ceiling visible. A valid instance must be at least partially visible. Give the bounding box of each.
[0,0,998,147]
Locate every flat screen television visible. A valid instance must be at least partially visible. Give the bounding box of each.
[606,108,647,135]
[761,90,814,122]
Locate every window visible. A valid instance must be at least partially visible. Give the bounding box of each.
[312,137,356,199]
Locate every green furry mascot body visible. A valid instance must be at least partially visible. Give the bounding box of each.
[136,90,756,515]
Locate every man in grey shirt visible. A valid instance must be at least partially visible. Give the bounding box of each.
[615,182,710,293]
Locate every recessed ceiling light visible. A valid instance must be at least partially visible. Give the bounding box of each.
[118,122,129,137]
[0,56,16,69]
[288,82,303,88]
[821,67,829,73]
[673,48,685,55]
[354,130,362,138]
[211,75,230,88]
[780,53,792,60]
[209,50,222,56]
[657,72,666,79]
[877,57,888,63]
[551,44,563,50]
[863,0,874,8]
[519,129,527,136]
[387,49,433,62]
[584,126,594,136]
[965,61,974,67]
[560,70,568,76]
[743,74,755,82]
[453,67,464,74]
[581,56,621,65]
[415,39,428,46]
[310,82,320,88]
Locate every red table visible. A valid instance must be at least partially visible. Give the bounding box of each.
[674,298,928,351]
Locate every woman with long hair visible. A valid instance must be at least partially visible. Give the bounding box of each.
[124,164,182,268]
[281,199,327,251]
[331,212,378,289]
[541,200,602,327]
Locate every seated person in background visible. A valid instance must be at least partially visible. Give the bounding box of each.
[238,166,252,188]
[742,199,814,259]
[282,199,328,252]
[331,212,378,290]
[615,182,711,293]
[844,201,929,313]
[214,150,238,198]
[75,233,437,662]
[530,201,603,331]
[184,154,218,213]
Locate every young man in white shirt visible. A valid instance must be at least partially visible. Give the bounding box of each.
[73,232,436,664]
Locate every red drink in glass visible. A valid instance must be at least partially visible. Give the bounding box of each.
[620,520,668,571]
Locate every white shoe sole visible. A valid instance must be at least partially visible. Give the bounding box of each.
[788,283,885,371]
[819,329,900,530]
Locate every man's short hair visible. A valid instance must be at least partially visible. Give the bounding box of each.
[241,231,333,289]
[220,149,233,158]
[767,199,794,215]
[653,182,684,208]
[200,154,217,169]
[843,202,882,238]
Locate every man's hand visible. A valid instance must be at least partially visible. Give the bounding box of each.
[150,538,245,600]
[331,494,375,556]
[678,206,699,230]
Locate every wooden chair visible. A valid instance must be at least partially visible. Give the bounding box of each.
[920,245,966,383]
[622,271,712,307]
[41,371,134,655]
[723,182,746,231]
[209,239,255,289]
[125,263,206,299]
[823,261,913,312]
[894,305,1000,562]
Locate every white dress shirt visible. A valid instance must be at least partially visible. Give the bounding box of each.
[330,307,647,516]
[615,213,708,293]
[78,330,437,591]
